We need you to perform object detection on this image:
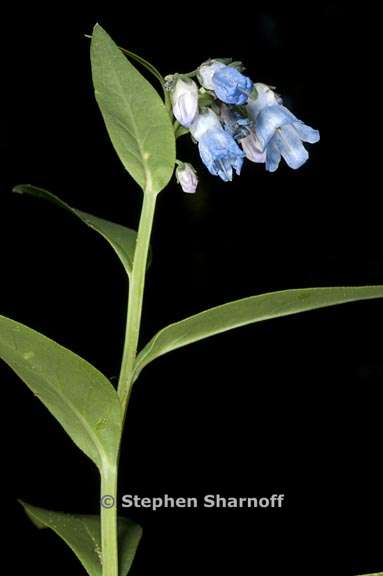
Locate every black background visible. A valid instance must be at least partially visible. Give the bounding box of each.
[2,3,382,575]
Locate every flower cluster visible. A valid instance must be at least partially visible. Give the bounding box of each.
[167,59,319,193]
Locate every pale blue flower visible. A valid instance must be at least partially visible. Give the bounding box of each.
[247,84,320,172]
[199,130,245,181]
[212,66,253,105]
[190,110,245,181]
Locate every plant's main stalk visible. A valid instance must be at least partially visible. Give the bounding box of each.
[118,190,157,415]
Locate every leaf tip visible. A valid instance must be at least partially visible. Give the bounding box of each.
[18,500,46,530]
[12,184,29,195]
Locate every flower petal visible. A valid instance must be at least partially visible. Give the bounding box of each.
[275,125,309,169]
[293,121,320,143]
[198,127,245,181]
[240,132,266,163]
[247,83,280,118]
[265,136,281,172]
[190,109,221,141]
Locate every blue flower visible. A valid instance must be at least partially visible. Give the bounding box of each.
[190,110,245,181]
[212,66,253,105]
[247,84,320,172]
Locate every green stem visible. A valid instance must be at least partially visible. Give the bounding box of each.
[118,191,157,417]
[102,189,157,575]
[101,464,119,576]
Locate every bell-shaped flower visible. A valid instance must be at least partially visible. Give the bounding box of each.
[190,109,245,182]
[247,84,320,171]
[212,66,254,105]
[171,77,199,128]
[176,162,198,193]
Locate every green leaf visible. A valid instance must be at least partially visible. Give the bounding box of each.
[91,24,176,195]
[13,183,142,277]
[356,573,383,576]
[20,500,142,576]
[85,33,165,90]
[134,286,383,380]
[0,315,122,470]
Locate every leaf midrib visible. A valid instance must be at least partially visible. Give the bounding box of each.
[104,43,151,189]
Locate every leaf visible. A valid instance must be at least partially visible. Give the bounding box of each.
[13,184,142,277]
[356,573,383,576]
[85,33,165,90]
[0,315,122,470]
[134,286,383,379]
[91,24,175,195]
[20,500,142,576]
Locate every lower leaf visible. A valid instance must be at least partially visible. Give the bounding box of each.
[20,500,142,576]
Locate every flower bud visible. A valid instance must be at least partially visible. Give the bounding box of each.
[212,66,253,105]
[176,162,198,193]
[171,78,199,128]
[197,60,226,90]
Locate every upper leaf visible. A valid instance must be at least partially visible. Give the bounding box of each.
[0,315,122,470]
[133,286,383,380]
[91,24,176,195]
[13,184,140,277]
[20,501,142,576]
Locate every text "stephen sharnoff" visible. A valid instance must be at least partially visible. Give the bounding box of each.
[121,494,285,511]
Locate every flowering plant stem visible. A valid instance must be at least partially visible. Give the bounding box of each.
[100,189,156,574]
[101,465,119,576]
[118,190,156,413]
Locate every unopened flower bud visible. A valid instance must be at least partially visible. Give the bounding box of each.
[212,66,253,105]
[176,162,198,193]
[197,60,226,90]
[171,78,199,128]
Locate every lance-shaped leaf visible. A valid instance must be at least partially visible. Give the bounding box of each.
[20,501,142,576]
[91,24,176,195]
[0,315,122,470]
[134,286,383,380]
[13,184,140,277]
[356,573,383,576]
